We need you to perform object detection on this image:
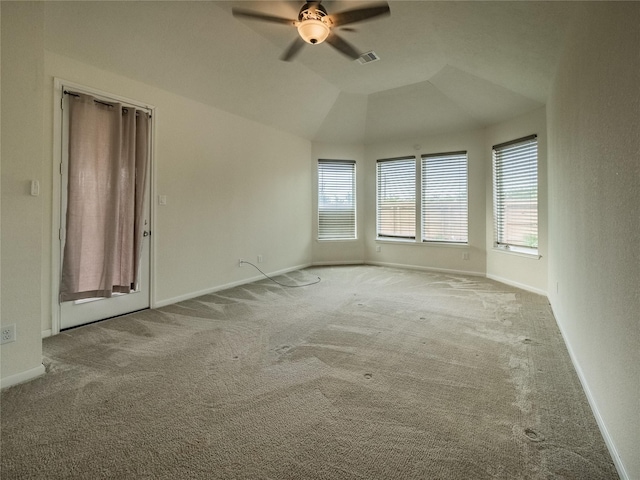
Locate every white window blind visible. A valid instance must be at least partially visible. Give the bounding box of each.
[493,135,538,250]
[318,160,356,240]
[377,157,416,239]
[421,151,468,243]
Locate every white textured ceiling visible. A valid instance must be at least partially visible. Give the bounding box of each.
[43,1,578,144]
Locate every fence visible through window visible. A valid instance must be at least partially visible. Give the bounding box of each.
[493,135,538,251]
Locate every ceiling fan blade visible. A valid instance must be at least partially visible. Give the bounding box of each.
[232,8,295,25]
[326,33,360,60]
[280,37,306,61]
[330,3,390,27]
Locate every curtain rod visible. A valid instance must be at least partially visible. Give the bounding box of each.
[64,90,114,109]
[63,90,151,117]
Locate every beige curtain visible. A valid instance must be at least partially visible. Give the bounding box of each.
[60,93,150,301]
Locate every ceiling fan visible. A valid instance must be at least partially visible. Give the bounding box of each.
[232,1,390,61]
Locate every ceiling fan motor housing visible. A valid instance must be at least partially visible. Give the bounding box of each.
[298,2,329,21]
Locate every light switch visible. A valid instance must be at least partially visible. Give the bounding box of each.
[159,195,167,205]
[30,180,40,197]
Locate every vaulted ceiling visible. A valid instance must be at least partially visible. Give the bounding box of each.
[43,1,578,144]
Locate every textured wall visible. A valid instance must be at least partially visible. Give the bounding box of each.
[485,107,548,295]
[547,3,640,478]
[363,129,487,276]
[42,52,313,325]
[311,142,366,265]
[1,2,46,382]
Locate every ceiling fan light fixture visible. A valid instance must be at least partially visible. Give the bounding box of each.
[297,19,330,45]
[232,1,390,61]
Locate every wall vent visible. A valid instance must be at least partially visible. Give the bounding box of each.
[357,51,380,65]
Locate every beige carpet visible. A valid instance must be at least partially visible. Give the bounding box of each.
[1,266,618,479]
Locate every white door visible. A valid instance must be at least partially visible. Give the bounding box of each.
[58,87,152,330]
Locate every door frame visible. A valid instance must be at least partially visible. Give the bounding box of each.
[51,78,157,335]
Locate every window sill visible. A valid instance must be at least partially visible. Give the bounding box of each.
[376,238,468,248]
[317,238,359,242]
[422,241,468,248]
[493,245,541,259]
[376,237,416,244]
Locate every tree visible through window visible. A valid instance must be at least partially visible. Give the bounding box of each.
[318,160,356,240]
[493,135,538,252]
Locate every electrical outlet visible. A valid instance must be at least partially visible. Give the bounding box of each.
[238,258,244,267]
[462,252,470,261]
[257,255,263,263]
[1,324,16,345]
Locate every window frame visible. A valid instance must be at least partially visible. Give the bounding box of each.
[420,151,468,244]
[376,156,417,241]
[492,134,539,255]
[317,159,357,241]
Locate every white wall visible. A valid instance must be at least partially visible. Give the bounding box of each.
[4,9,637,480]
[42,52,313,324]
[547,4,640,479]
[363,129,486,275]
[0,2,47,384]
[311,142,365,265]
[1,0,314,384]
[485,107,548,295]
[152,94,312,305]
[313,110,550,296]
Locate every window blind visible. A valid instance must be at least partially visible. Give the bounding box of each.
[377,157,416,239]
[421,151,468,243]
[318,160,356,240]
[493,135,538,250]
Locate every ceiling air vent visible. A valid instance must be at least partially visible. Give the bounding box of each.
[357,51,380,65]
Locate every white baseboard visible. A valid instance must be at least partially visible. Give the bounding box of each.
[366,260,484,278]
[1,364,46,390]
[486,273,547,296]
[549,302,629,480]
[154,263,312,308]
[311,260,364,266]
[42,329,52,339]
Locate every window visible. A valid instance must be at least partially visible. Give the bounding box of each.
[377,157,416,239]
[493,135,538,252]
[318,160,356,240]
[421,151,468,243]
